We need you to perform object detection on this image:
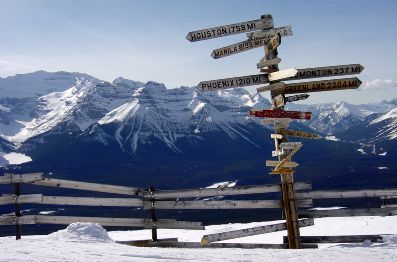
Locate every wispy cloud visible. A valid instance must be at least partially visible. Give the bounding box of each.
[0,59,36,77]
[361,79,397,90]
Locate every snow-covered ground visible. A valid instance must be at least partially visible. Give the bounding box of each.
[1,216,397,261]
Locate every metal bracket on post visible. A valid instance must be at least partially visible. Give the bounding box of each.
[14,183,21,240]
[149,186,158,242]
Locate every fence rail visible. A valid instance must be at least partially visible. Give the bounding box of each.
[0,215,204,230]
[300,208,397,218]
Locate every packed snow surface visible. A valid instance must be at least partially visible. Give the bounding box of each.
[1,216,397,261]
[0,152,32,165]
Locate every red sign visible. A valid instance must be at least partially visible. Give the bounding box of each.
[250,109,312,120]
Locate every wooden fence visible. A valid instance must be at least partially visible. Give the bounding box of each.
[1,172,397,248]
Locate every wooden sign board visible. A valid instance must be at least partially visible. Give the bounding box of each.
[285,94,310,103]
[262,118,291,126]
[277,128,322,139]
[211,25,292,59]
[271,167,295,175]
[247,25,293,40]
[257,82,285,93]
[265,33,281,54]
[273,93,285,108]
[274,143,302,170]
[280,142,301,150]
[286,64,364,81]
[257,57,282,69]
[186,15,273,42]
[199,74,268,92]
[266,160,299,168]
[268,68,297,82]
[250,109,312,120]
[273,77,362,95]
[272,149,284,157]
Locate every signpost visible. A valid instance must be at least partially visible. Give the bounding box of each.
[186,15,273,42]
[187,12,363,250]
[250,109,312,120]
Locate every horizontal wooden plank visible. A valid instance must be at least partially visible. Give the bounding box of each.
[0,173,44,184]
[146,182,311,199]
[144,199,312,210]
[381,196,397,200]
[285,235,387,244]
[381,204,397,208]
[137,241,317,249]
[30,178,143,196]
[297,189,397,199]
[266,160,299,168]
[0,194,143,207]
[300,208,397,218]
[0,215,203,229]
[202,218,313,244]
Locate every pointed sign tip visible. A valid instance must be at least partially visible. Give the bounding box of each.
[185,34,193,42]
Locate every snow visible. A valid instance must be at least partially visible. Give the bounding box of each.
[379,152,387,156]
[1,216,397,261]
[324,135,340,141]
[0,152,32,164]
[377,167,389,170]
[98,99,140,124]
[357,148,367,155]
[371,108,397,124]
[206,181,237,189]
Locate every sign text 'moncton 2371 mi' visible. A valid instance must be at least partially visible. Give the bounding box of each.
[286,64,364,81]
[186,15,273,42]
[250,109,312,120]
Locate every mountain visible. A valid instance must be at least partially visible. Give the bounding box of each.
[0,71,395,190]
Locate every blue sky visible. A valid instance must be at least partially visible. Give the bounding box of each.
[0,0,396,104]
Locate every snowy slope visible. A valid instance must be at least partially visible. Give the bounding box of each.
[1,216,397,261]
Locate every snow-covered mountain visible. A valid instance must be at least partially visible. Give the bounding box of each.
[0,71,395,189]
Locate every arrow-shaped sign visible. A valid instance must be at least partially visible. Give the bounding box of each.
[285,94,310,103]
[211,26,293,59]
[250,109,312,120]
[257,57,282,69]
[268,68,297,81]
[280,142,302,150]
[198,74,268,92]
[266,160,299,168]
[186,15,273,42]
[277,128,322,139]
[274,143,302,171]
[247,25,293,40]
[286,64,364,81]
[272,77,362,95]
[257,82,286,93]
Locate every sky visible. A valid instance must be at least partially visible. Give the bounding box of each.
[0,0,396,104]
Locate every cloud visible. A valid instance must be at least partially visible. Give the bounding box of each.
[0,59,36,77]
[361,79,397,90]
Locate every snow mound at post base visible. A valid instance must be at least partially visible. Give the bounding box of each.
[49,223,113,243]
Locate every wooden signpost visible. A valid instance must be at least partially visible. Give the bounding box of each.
[188,12,363,249]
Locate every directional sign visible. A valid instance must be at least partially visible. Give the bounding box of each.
[266,160,299,168]
[198,74,268,92]
[262,118,291,126]
[186,15,274,42]
[273,93,285,108]
[285,94,310,103]
[257,82,285,93]
[272,77,362,95]
[277,128,322,139]
[274,143,302,171]
[257,57,282,69]
[247,25,293,40]
[272,149,284,157]
[268,68,297,81]
[271,167,294,175]
[250,109,312,120]
[280,142,301,150]
[265,33,281,54]
[211,26,293,59]
[285,64,364,81]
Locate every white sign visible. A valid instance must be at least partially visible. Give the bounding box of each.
[247,25,293,40]
[268,68,297,81]
[280,142,301,150]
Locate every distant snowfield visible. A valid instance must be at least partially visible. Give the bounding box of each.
[1,216,397,261]
[0,152,32,165]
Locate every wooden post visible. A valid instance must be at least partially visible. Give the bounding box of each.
[14,183,22,240]
[149,186,158,242]
[265,23,301,248]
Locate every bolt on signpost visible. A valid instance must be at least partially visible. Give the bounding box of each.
[187,14,363,249]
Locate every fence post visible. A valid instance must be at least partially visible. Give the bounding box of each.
[149,186,158,242]
[14,183,22,240]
